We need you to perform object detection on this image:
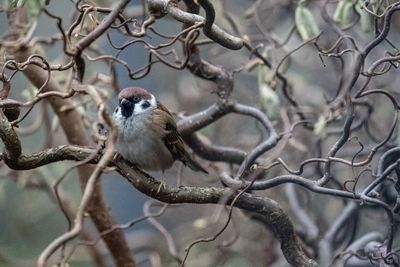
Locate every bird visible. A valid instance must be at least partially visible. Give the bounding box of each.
[112,87,208,175]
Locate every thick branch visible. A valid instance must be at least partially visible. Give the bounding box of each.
[0,112,21,159]
[10,46,135,266]
[119,164,317,267]
[183,133,246,164]
[177,102,234,135]
[0,142,318,267]
[38,126,118,267]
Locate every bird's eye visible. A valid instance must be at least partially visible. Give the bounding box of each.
[132,96,140,103]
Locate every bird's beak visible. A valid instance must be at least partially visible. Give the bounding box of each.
[120,98,131,107]
[119,98,134,118]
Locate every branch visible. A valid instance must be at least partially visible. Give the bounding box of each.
[75,0,130,53]
[8,40,136,267]
[38,129,117,267]
[0,143,317,267]
[177,102,233,135]
[183,133,246,164]
[147,0,244,50]
[232,103,278,178]
[0,111,21,159]
[118,162,318,267]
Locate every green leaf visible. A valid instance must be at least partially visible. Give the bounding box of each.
[295,3,320,41]
[333,0,345,22]
[21,85,37,101]
[257,56,280,121]
[314,115,327,138]
[51,115,59,132]
[25,0,44,17]
[356,1,371,32]
[259,84,280,121]
[4,0,47,18]
[16,0,25,7]
[4,0,18,9]
[192,217,208,230]
[341,1,354,27]
[333,0,354,27]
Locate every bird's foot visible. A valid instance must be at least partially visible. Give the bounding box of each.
[156,181,166,194]
[156,172,167,194]
[113,153,123,162]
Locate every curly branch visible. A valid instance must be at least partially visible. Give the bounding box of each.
[147,0,244,50]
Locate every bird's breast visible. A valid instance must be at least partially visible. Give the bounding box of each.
[116,115,174,171]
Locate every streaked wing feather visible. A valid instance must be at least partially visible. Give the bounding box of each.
[152,102,185,160]
[152,102,208,174]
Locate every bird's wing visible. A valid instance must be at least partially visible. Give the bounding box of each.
[152,102,208,174]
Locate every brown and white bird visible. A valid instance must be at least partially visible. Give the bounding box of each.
[113,87,208,174]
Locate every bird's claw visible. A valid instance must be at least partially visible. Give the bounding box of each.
[156,181,166,194]
[113,153,123,162]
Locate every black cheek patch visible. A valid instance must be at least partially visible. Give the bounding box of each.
[141,101,150,109]
[121,103,134,118]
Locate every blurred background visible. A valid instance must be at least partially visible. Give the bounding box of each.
[1,0,400,266]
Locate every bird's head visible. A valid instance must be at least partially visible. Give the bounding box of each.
[114,87,156,119]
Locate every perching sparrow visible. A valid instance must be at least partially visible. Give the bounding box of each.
[113,87,208,174]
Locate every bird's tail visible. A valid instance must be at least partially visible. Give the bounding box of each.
[185,156,208,174]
